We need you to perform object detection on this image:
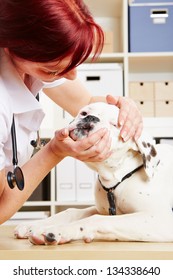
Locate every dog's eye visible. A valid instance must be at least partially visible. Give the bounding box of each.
[80,111,87,116]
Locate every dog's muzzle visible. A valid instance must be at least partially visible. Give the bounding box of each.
[69,115,100,141]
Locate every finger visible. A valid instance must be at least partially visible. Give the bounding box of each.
[120,109,143,141]
[86,130,112,161]
[75,129,111,161]
[77,128,108,151]
[55,128,69,141]
[134,122,143,141]
[106,94,120,106]
[86,140,112,162]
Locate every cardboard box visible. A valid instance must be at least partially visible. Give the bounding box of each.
[129,0,173,52]
[102,31,113,53]
[77,63,123,97]
[134,100,155,117]
[155,81,173,100]
[155,81,173,117]
[155,100,173,117]
[129,82,154,100]
[129,82,155,117]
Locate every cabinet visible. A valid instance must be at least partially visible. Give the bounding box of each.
[14,0,173,221]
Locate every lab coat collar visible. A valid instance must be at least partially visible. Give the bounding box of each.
[0,49,45,115]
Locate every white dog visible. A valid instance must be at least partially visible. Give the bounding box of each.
[15,102,173,244]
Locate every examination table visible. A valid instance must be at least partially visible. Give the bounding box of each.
[0,225,173,260]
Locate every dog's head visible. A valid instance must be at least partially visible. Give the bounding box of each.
[69,102,119,141]
[69,102,160,179]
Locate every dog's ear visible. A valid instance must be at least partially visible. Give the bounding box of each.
[108,105,119,127]
[135,132,160,179]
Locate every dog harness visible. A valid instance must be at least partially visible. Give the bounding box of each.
[98,164,144,215]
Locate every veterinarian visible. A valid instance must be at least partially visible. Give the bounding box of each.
[0,0,143,224]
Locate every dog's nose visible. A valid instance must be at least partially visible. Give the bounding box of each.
[83,115,100,123]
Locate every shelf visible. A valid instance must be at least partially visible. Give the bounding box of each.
[23,201,51,207]
[144,117,173,138]
[31,0,173,214]
[128,52,173,57]
[129,55,173,74]
[85,0,122,18]
[55,201,94,206]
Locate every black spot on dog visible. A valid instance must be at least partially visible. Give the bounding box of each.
[142,154,146,168]
[142,141,147,148]
[80,227,83,231]
[45,232,56,242]
[150,145,157,157]
[146,155,151,162]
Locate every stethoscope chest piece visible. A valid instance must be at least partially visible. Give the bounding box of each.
[7,166,24,191]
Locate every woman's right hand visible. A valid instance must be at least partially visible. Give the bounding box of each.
[49,127,112,162]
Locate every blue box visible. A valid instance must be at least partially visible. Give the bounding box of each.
[129,0,173,52]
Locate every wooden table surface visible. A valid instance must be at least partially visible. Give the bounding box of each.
[0,225,173,260]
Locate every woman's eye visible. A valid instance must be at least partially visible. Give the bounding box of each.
[47,71,58,76]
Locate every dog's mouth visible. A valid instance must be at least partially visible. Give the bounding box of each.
[69,115,100,141]
[69,123,94,141]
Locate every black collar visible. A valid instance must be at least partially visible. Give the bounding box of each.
[98,164,144,215]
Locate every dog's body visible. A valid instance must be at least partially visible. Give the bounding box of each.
[15,102,173,244]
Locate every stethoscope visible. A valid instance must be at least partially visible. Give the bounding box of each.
[7,114,46,191]
[7,94,46,191]
[7,115,25,191]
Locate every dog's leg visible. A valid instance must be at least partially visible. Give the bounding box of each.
[28,210,173,244]
[14,206,98,239]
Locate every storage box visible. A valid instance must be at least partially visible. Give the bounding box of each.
[77,63,123,97]
[155,81,173,116]
[159,138,173,145]
[102,31,114,53]
[129,82,155,117]
[155,81,173,99]
[93,30,113,53]
[56,157,76,202]
[56,157,95,202]
[155,100,173,117]
[129,0,173,52]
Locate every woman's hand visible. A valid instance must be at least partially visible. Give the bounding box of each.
[50,127,112,162]
[106,95,143,141]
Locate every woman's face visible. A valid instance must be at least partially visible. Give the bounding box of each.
[7,51,77,82]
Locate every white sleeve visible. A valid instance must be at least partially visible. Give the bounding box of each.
[42,78,66,88]
[0,112,9,171]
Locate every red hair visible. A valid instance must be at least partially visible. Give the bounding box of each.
[0,0,104,74]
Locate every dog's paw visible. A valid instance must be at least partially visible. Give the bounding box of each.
[28,225,74,245]
[28,224,94,245]
[14,222,32,239]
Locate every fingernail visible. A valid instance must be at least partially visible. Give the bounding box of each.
[119,119,124,126]
[121,131,127,140]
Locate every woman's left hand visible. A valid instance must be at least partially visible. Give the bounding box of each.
[106,95,143,142]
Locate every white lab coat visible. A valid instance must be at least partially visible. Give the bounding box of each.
[0,49,65,173]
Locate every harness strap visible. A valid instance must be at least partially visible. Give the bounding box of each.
[98,164,144,215]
